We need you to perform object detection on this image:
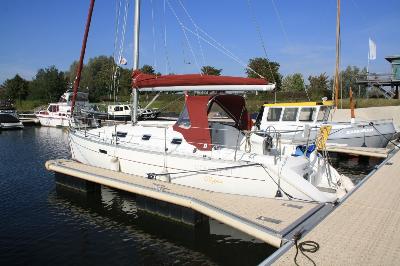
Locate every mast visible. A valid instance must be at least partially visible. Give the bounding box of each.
[131,0,140,124]
[334,0,341,108]
[71,0,95,115]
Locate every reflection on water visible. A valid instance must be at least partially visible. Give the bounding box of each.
[329,154,383,184]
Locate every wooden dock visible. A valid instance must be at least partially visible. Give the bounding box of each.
[264,149,400,265]
[323,145,392,158]
[45,159,333,248]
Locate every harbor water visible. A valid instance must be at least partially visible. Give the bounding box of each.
[0,127,381,265]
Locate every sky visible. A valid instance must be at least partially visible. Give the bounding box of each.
[0,0,399,84]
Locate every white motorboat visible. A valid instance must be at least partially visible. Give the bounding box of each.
[36,90,89,127]
[68,0,353,203]
[254,100,396,148]
[107,103,160,121]
[0,102,24,130]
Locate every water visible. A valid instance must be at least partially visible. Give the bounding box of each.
[0,127,273,265]
[329,154,383,184]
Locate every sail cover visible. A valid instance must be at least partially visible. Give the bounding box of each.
[132,70,275,91]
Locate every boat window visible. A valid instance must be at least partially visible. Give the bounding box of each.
[208,102,235,124]
[48,105,59,113]
[299,107,316,122]
[176,105,191,128]
[266,108,282,121]
[114,106,122,111]
[282,108,298,121]
[317,106,330,121]
[124,106,130,110]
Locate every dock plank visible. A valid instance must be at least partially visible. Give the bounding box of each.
[272,149,400,265]
[324,146,391,158]
[46,159,324,248]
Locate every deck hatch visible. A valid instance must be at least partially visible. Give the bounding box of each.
[142,134,151,140]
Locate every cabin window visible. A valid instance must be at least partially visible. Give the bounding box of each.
[124,106,130,110]
[299,107,316,122]
[114,106,123,111]
[208,102,235,124]
[266,108,282,121]
[282,108,298,121]
[48,105,59,112]
[317,106,329,121]
[177,105,191,128]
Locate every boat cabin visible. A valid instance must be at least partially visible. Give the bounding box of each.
[173,94,251,151]
[59,90,89,105]
[255,101,333,130]
[108,104,131,116]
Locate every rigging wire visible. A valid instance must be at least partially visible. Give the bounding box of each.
[177,0,206,66]
[150,0,157,72]
[163,0,172,74]
[166,0,202,74]
[159,0,265,78]
[270,0,290,45]
[110,0,129,103]
[180,24,264,79]
[246,0,276,84]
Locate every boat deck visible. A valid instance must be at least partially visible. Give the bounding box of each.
[270,149,400,265]
[45,159,332,248]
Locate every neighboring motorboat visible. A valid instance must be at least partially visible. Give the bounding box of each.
[81,104,160,122]
[36,90,89,127]
[254,100,396,148]
[107,103,160,121]
[0,102,24,130]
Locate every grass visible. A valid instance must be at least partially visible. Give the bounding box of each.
[14,100,47,113]
[338,98,400,109]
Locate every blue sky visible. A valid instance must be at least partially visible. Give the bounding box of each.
[1,0,399,83]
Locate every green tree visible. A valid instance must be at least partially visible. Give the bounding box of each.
[201,66,222,76]
[29,66,67,101]
[308,73,330,100]
[340,66,367,98]
[140,65,155,75]
[1,74,29,102]
[282,73,305,92]
[246,57,282,90]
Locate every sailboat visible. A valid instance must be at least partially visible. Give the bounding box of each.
[68,0,353,203]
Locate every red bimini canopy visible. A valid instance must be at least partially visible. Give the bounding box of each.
[131,70,274,92]
[173,94,252,151]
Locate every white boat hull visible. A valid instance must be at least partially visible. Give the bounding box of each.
[37,115,70,127]
[69,125,348,203]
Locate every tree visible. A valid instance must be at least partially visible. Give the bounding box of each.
[340,66,367,98]
[1,74,29,102]
[246,57,282,90]
[29,66,67,101]
[140,65,155,75]
[282,73,305,92]
[307,73,330,100]
[201,66,222,76]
